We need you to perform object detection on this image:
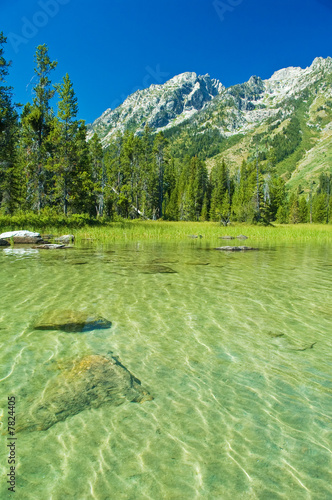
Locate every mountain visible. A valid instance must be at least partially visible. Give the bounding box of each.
[88,73,224,144]
[200,56,332,190]
[89,57,332,192]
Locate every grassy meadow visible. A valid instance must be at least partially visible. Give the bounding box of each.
[1,211,331,244]
[2,219,331,244]
[72,221,332,244]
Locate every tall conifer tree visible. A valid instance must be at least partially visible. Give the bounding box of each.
[52,73,79,214]
[21,45,57,211]
[0,33,20,214]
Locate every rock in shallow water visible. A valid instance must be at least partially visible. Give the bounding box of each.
[215,246,258,252]
[34,309,112,332]
[18,355,153,432]
[141,264,177,274]
[33,244,69,250]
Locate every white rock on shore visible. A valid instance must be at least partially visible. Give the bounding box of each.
[0,230,41,239]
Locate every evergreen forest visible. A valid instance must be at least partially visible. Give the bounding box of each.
[1,37,331,225]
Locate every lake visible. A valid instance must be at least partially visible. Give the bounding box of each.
[0,240,332,499]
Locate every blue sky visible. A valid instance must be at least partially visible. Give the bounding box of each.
[1,0,332,123]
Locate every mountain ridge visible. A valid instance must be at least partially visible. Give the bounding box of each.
[89,56,331,143]
[89,72,224,143]
[88,56,332,192]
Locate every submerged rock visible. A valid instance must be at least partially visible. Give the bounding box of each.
[141,264,177,274]
[34,309,112,332]
[266,332,285,338]
[0,239,10,246]
[18,354,153,432]
[290,342,317,351]
[33,244,69,250]
[151,258,179,264]
[215,246,258,251]
[185,261,210,266]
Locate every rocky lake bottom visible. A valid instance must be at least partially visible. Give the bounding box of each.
[0,240,331,499]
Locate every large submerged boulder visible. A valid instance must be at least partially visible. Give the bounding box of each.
[0,238,10,246]
[34,309,112,332]
[18,354,153,432]
[0,230,44,244]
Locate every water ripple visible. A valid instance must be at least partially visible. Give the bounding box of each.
[1,243,332,498]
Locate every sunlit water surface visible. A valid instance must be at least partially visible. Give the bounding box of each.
[0,240,332,499]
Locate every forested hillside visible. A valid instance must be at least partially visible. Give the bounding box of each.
[0,34,331,224]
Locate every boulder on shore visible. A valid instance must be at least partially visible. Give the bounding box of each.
[0,230,44,244]
[215,246,258,252]
[220,236,235,240]
[34,309,112,332]
[236,235,248,240]
[17,354,153,432]
[54,234,75,244]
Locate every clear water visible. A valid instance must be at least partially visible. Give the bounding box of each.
[0,240,332,499]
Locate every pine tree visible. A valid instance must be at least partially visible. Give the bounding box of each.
[312,192,327,223]
[269,176,286,221]
[231,160,256,222]
[140,125,154,217]
[310,173,332,223]
[153,132,168,218]
[289,192,300,224]
[89,133,105,216]
[70,121,95,215]
[21,44,57,211]
[104,133,123,216]
[118,131,137,217]
[209,159,229,223]
[298,196,309,223]
[200,192,209,221]
[51,73,79,215]
[0,32,20,214]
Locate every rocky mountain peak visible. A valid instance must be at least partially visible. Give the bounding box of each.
[89,56,332,147]
[311,56,332,70]
[269,66,304,82]
[169,72,198,84]
[89,71,224,144]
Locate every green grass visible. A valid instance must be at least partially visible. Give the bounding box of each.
[1,216,331,243]
[73,222,332,243]
[7,221,329,244]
